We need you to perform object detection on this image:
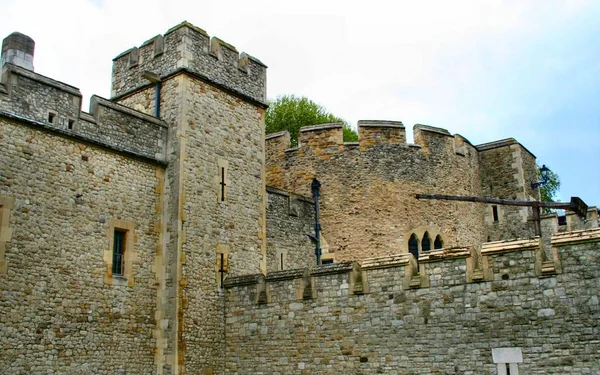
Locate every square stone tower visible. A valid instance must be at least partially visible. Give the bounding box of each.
[111,21,268,374]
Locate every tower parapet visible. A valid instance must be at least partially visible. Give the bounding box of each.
[111,21,267,103]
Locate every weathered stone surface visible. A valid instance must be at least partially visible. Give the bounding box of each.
[225,237,600,374]
[0,118,160,374]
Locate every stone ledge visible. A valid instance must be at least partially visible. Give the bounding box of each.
[358,120,405,128]
[551,227,600,246]
[360,254,410,270]
[265,130,290,140]
[414,124,451,136]
[310,261,354,276]
[481,238,540,255]
[4,63,81,96]
[266,186,314,203]
[223,274,263,288]
[299,122,343,133]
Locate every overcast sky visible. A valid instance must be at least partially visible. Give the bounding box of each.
[1,0,598,205]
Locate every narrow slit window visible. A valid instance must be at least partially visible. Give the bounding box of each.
[492,205,499,222]
[48,112,55,124]
[434,235,443,249]
[112,230,126,276]
[421,232,431,252]
[68,119,75,130]
[280,252,284,270]
[220,167,226,201]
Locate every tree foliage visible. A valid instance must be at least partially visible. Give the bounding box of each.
[265,95,358,147]
[538,164,560,203]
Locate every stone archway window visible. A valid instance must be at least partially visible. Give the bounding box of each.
[408,234,419,261]
[421,231,431,252]
[434,235,443,250]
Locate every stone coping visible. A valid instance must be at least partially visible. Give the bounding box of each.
[265,130,290,140]
[223,274,263,287]
[92,95,166,127]
[310,261,354,276]
[551,227,600,246]
[266,186,314,203]
[265,269,306,282]
[481,237,540,255]
[299,122,343,133]
[413,124,451,136]
[358,120,405,128]
[360,254,410,270]
[476,138,536,158]
[4,63,81,96]
[419,247,471,262]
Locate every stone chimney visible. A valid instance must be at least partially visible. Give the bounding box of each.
[2,32,35,71]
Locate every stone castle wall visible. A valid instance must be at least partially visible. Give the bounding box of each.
[266,187,315,272]
[0,117,161,374]
[1,21,269,375]
[111,21,267,104]
[224,229,600,374]
[1,63,167,162]
[266,122,487,261]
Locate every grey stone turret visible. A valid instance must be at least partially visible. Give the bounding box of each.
[1,32,35,71]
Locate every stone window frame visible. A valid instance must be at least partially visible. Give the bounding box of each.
[402,226,446,258]
[0,195,15,274]
[216,244,230,288]
[103,219,136,287]
[216,159,230,202]
[47,110,57,125]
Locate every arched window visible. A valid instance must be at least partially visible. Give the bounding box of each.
[434,235,443,249]
[408,234,419,261]
[421,231,431,252]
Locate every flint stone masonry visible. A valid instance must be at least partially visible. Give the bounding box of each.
[266,186,315,272]
[0,117,160,374]
[225,230,600,374]
[111,21,267,104]
[266,124,487,261]
[1,63,167,162]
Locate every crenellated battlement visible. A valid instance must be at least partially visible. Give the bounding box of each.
[111,21,267,103]
[1,62,167,163]
[266,121,478,161]
[226,227,600,299]
[224,229,600,373]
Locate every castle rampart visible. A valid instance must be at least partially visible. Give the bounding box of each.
[111,21,267,104]
[1,63,167,162]
[266,186,315,272]
[266,122,486,261]
[224,228,600,374]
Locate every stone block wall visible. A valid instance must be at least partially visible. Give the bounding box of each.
[224,229,600,374]
[1,63,167,162]
[0,117,161,374]
[266,186,315,272]
[266,123,486,262]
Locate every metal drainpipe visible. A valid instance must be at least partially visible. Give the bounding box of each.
[154,81,161,118]
[311,178,322,265]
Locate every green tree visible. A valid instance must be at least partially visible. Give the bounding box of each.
[265,95,358,147]
[537,164,560,205]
